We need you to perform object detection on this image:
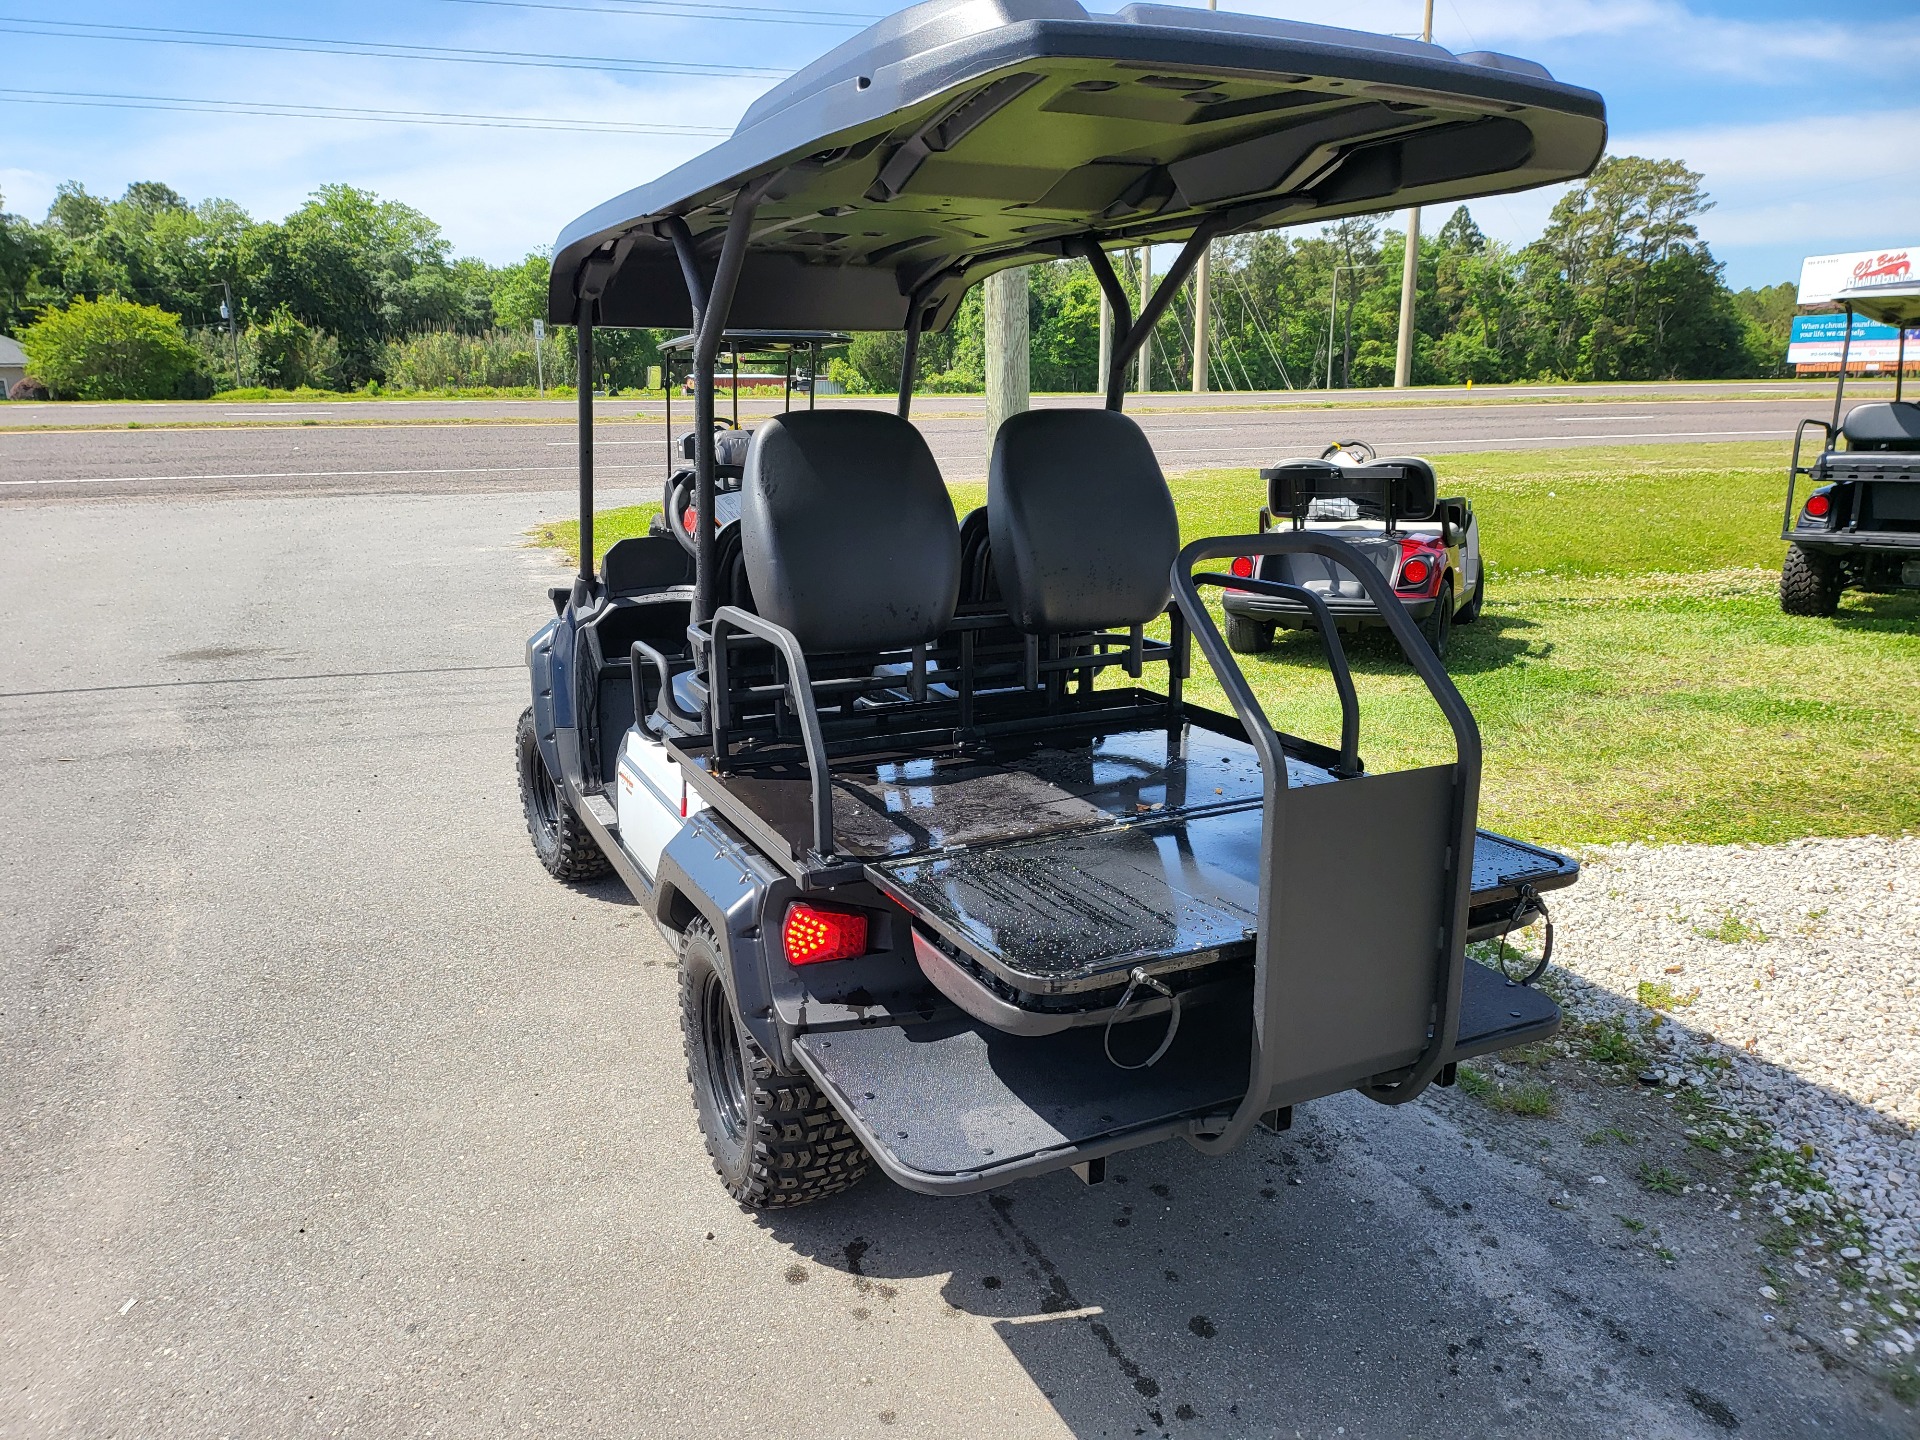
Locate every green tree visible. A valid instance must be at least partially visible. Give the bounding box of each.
[490,251,551,332]
[20,295,199,399]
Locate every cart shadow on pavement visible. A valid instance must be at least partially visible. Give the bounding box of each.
[750,1014,1917,1439]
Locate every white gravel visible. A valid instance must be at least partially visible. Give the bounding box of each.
[1544,835,1920,1285]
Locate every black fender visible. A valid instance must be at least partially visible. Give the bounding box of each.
[652,812,795,1062]
[526,616,563,779]
[526,603,588,788]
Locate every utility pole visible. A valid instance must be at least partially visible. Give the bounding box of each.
[1136,246,1153,393]
[533,317,546,398]
[1392,0,1436,390]
[220,279,241,388]
[985,264,1030,444]
[1191,0,1217,393]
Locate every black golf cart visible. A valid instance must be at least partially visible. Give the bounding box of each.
[1223,440,1485,659]
[1781,280,1920,615]
[517,0,1605,1206]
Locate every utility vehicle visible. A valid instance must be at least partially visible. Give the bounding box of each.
[1781,279,1920,616]
[1222,440,1485,659]
[517,0,1604,1206]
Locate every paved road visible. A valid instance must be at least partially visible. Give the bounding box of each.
[0,377,1892,432]
[0,491,1900,1438]
[0,392,1813,504]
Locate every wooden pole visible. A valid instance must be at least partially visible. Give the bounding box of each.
[1191,0,1217,393]
[985,265,1030,445]
[1136,246,1153,393]
[1392,0,1435,390]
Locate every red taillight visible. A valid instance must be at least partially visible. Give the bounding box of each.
[1805,492,1831,518]
[682,506,698,534]
[1399,556,1431,588]
[782,903,868,966]
[1230,555,1254,579]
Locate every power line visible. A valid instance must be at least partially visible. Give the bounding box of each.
[0,16,793,79]
[0,87,734,134]
[426,0,872,28]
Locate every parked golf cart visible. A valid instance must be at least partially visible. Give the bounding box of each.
[650,330,848,551]
[1223,441,1484,659]
[1781,281,1920,615]
[517,0,1604,1206]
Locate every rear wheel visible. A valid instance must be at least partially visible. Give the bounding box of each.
[1780,544,1843,617]
[1419,579,1455,660]
[679,921,868,1208]
[516,706,611,881]
[1225,612,1275,654]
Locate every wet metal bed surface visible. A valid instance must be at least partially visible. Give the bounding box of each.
[793,960,1559,1189]
[844,728,1575,993]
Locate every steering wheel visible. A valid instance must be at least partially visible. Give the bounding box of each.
[665,422,746,556]
[1320,439,1376,463]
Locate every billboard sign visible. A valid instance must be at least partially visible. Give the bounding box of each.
[1799,247,1916,306]
[1787,312,1918,367]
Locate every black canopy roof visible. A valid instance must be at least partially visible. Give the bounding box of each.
[548,0,1606,333]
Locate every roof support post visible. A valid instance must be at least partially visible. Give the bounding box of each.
[1116,219,1227,396]
[661,215,710,339]
[693,184,767,628]
[574,298,595,602]
[1079,242,1133,411]
[1831,304,1854,434]
[898,302,922,419]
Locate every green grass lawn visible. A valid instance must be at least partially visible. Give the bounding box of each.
[530,440,1920,847]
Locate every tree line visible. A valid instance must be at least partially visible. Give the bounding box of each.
[1,156,1794,399]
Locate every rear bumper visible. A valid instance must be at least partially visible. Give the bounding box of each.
[1223,588,1436,625]
[1788,531,1920,556]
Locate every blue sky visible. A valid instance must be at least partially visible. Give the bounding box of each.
[3,0,1916,289]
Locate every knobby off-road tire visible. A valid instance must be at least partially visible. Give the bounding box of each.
[1225,612,1275,654]
[1455,564,1486,625]
[515,706,612,882]
[1419,578,1455,660]
[1779,544,1843,617]
[679,921,869,1208]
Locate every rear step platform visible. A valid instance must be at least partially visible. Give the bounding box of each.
[793,959,1557,1195]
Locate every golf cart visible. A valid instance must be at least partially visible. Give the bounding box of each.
[517,0,1604,1206]
[650,330,849,551]
[1223,440,1485,658]
[1781,280,1920,615]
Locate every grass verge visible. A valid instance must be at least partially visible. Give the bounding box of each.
[530,440,1920,846]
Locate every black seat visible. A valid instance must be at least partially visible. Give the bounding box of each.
[677,426,754,474]
[988,409,1179,634]
[740,411,959,653]
[1842,401,1920,452]
[1265,456,1437,522]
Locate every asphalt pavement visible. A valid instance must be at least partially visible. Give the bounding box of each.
[0,387,1825,504]
[1,486,1903,1438]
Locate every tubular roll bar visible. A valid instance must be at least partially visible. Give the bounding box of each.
[574,299,595,598]
[708,606,835,858]
[1188,573,1362,778]
[1782,418,1835,538]
[1171,531,1483,1156]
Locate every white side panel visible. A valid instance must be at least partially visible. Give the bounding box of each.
[615,726,704,878]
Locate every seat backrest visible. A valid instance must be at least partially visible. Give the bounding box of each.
[602,535,693,596]
[1264,456,1437,521]
[1842,401,1920,452]
[740,411,959,653]
[678,427,754,473]
[988,409,1179,634]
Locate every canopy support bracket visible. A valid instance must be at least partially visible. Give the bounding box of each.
[1079,217,1226,411]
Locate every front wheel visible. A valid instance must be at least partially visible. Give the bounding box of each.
[679,922,868,1208]
[1225,612,1275,654]
[516,706,611,881]
[1419,579,1455,660]
[1779,544,1843,617]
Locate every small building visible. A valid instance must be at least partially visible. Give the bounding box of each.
[0,335,25,396]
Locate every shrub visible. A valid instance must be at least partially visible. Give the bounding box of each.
[8,377,51,400]
[19,296,199,400]
[248,306,341,391]
[377,328,573,390]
